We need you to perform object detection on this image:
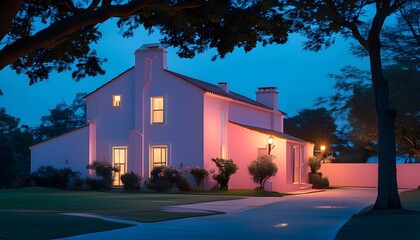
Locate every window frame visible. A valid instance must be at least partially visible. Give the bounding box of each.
[113,95,121,108]
[151,96,165,124]
[151,145,168,168]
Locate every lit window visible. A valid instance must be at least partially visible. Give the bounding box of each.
[151,96,164,123]
[152,146,168,167]
[113,95,121,107]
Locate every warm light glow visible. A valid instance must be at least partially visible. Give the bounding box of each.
[320,145,326,152]
[274,223,289,227]
[113,95,121,107]
[151,96,164,123]
[267,135,274,145]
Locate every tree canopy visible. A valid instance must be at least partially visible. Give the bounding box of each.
[284,108,341,151]
[0,0,287,86]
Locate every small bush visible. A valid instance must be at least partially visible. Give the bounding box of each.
[248,155,278,188]
[189,166,208,188]
[84,178,103,190]
[321,177,330,188]
[310,172,322,189]
[31,166,79,189]
[211,158,238,190]
[177,175,192,191]
[308,156,321,173]
[121,172,142,191]
[87,161,119,190]
[148,166,192,191]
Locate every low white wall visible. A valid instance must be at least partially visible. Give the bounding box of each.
[30,126,90,177]
[321,163,420,189]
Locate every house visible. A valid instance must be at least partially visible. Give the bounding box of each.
[30,44,314,192]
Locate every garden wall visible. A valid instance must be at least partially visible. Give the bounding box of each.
[321,163,420,189]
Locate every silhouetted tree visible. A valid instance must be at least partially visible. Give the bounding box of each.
[285,108,341,152]
[284,0,419,210]
[34,93,87,141]
[0,1,287,87]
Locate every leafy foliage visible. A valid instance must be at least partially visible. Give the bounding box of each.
[210,158,238,190]
[87,161,119,190]
[34,93,87,142]
[148,166,187,191]
[308,156,321,174]
[188,166,209,188]
[31,165,80,189]
[248,155,278,188]
[121,171,142,191]
[284,108,341,151]
[0,108,33,187]
[0,0,288,86]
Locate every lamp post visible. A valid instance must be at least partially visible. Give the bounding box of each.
[267,136,275,155]
[318,145,326,161]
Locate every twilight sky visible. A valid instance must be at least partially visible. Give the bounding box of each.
[0,19,369,127]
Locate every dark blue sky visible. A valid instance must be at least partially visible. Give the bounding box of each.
[0,20,368,127]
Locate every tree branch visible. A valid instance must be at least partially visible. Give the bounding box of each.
[0,0,154,70]
[0,0,23,42]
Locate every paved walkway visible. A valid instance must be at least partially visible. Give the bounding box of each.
[60,188,377,240]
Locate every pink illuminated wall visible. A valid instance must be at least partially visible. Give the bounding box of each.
[321,163,420,188]
[226,122,312,192]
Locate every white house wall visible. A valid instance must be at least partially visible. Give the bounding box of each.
[30,126,90,177]
[85,69,136,168]
[203,93,229,184]
[142,70,205,174]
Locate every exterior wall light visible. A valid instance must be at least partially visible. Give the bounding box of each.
[268,135,275,155]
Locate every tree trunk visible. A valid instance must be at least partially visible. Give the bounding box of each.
[368,23,402,210]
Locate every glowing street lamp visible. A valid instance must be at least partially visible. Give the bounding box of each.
[320,145,326,152]
[268,136,275,155]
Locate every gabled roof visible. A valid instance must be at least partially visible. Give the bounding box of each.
[84,66,286,114]
[166,70,286,113]
[229,121,310,144]
[84,67,134,99]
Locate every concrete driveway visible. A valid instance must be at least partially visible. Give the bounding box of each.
[60,188,377,240]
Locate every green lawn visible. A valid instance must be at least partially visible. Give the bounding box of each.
[0,187,248,239]
[335,188,420,240]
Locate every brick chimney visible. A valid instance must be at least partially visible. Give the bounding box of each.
[218,82,229,92]
[256,87,278,110]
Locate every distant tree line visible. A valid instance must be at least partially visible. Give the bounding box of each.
[0,93,86,188]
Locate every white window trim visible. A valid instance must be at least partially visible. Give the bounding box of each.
[150,145,169,168]
[151,96,165,124]
[113,95,121,108]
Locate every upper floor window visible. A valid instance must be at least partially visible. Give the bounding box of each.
[113,95,121,107]
[151,96,164,123]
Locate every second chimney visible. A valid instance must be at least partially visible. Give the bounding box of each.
[256,87,278,110]
[218,82,229,92]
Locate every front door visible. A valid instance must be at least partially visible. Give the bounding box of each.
[112,146,127,186]
[292,145,302,183]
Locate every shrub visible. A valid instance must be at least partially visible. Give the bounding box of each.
[149,166,187,191]
[321,177,330,188]
[310,172,322,189]
[87,161,119,190]
[177,175,192,191]
[308,156,321,173]
[248,155,278,188]
[121,172,142,191]
[84,178,103,190]
[188,166,208,189]
[31,165,79,189]
[211,158,238,190]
